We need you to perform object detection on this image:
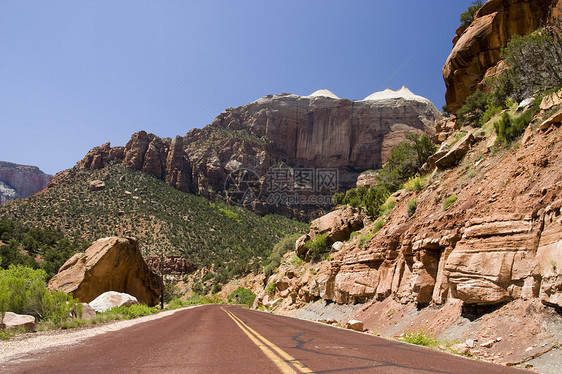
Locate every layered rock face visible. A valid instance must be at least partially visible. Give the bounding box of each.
[56,88,440,218]
[262,105,562,311]
[443,0,556,113]
[0,161,52,203]
[48,237,163,306]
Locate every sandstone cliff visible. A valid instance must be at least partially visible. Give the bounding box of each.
[52,88,440,218]
[443,0,558,113]
[0,161,52,204]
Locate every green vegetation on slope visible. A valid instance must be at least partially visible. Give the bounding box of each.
[456,28,562,134]
[332,134,436,218]
[0,220,89,278]
[0,163,307,286]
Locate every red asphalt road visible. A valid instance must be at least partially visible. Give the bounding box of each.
[2,305,527,374]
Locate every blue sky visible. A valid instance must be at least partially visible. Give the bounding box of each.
[0,1,473,175]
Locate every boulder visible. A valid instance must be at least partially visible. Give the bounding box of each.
[435,133,475,170]
[540,88,562,111]
[295,234,310,257]
[538,108,562,131]
[80,303,97,319]
[346,319,365,332]
[89,291,139,313]
[310,207,365,243]
[0,312,35,332]
[88,180,105,191]
[48,237,163,306]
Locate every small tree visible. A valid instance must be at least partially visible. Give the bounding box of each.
[460,1,484,28]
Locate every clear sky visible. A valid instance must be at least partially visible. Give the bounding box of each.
[0,1,473,175]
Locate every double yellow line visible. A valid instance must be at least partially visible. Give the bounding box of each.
[222,307,313,374]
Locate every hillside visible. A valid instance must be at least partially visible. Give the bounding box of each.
[0,162,307,286]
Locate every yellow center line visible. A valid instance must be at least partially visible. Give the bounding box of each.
[222,307,314,374]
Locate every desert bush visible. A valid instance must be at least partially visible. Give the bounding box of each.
[358,233,374,249]
[103,304,159,319]
[456,90,492,127]
[404,174,426,192]
[406,199,418,217]
[494,106,537,146]
[372,220,384,234]
[265,282,276,296]
[263,233,303,277]
[304,233,331,262]
[497,28,562,103]
[400,330,438,348]
[0,265,80,322]
[443,194,458,211]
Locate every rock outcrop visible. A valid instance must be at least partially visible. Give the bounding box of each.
[52,88,440,218]
[0,161,52,203]
[259,109,562,310]
[72,134,193,194]
[443,0,557,113]
[48,237,163,306]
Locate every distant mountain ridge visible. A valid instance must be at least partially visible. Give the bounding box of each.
[0,161,52,203]
[50,87,441,219]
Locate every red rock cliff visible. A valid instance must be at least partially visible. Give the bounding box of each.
[443,0,557,113]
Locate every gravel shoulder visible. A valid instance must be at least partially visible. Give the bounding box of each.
[0,306,200,364]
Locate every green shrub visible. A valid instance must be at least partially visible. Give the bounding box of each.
[404,175,426,192]
[497,29,562,103]
[380,199,396,216]
[372,220,384,234]
[443,194,458,211]
[265,282,276,296]
[456,90,492,127]
[290,253,303,267]
[263,233,303,277]
[400,330,438,348]
[406,199,418,217]
[304,233,331,262]
[0,265,81,323]
[479,105,502,127]
[103,304,159,319]
[358,233,374,249]
[228,287,256,306]
[494,106,537,146]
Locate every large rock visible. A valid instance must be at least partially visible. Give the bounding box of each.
[0,312,35,332]
[89,291,139,313]
[310,207,365,243]
[435,133,475,170]
[443,0,555,113]
[48,237,163,306]
[0,161,52,204]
